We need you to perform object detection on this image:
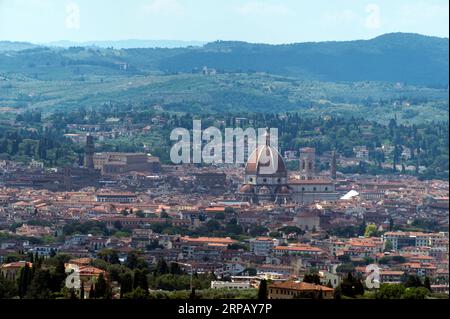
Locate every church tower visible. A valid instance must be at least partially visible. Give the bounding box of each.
[331,150,337,180]
[84,135,95,170]
[299,147,315,180]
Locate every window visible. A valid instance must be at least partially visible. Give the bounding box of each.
[325,187,328,191]
[313,187,317,191]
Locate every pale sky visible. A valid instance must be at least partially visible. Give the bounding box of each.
[0,0,448,44]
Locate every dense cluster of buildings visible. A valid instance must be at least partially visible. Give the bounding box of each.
[0,135,448,299]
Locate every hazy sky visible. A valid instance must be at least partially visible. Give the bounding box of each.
[0,0,448,44]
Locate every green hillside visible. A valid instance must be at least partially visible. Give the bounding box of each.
[0,33,448,123]
[0,73,447,123]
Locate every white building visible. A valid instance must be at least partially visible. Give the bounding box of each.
[383,231,440,251]
[353,146,369,161]
[29,159,44,169]
[250,237,277,256]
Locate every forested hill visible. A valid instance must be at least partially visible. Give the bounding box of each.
[0,33,448,86]
[158,33,449,86]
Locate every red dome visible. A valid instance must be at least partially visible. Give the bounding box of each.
[245,145,287,177]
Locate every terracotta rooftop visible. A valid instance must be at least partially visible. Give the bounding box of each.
[269,281,334,292]
[180,236,237,244]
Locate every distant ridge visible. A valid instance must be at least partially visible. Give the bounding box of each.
[0,41,40,52]
[159,33,449,86]
[43,39,206,49]
[0,33,448,86]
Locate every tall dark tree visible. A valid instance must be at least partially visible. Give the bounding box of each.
[95,273,107,299]
[133,270,149,294]
[25,269,51,299]
[424,277,432,292]
[303,273,321,285]
[88,283,95,299]
[50,258,67,292]
[170,262,182,275]
[404,275,423,288]
[18,263,33,298]
[258,280,268,300]
[80,281,85,300]
[156,259,169,275]
[120,273,133,298]
[125,251,147,270]
[0,274,18,298]
[340,273,364,298]
[189,288,197,300]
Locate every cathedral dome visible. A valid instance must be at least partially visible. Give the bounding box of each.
[245,143,287,177]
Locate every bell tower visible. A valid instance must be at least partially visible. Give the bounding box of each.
[299,147,315,180]
[331,150,337,180]
[84,135,95,170]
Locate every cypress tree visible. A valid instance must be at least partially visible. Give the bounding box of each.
[120,273,133,299]
[95,273,107,299]
[424,277,432,292]
[18,264,32,299]
[89,283,95,299]
[133,270,149,293]
[105,285,113,299]
[189,288,197,300]
[156,259,169,275]
[355,279,365,296]
[258,280,268,300]
[80,281,85,300]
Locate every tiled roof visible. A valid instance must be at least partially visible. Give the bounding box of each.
[180,236,237,244]
[269,281,334,292]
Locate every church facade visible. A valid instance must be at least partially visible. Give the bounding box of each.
[239,143,339,205]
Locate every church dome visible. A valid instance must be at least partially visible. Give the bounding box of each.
[245,143,287,177]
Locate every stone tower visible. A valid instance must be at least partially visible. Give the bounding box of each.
[331,150,337,180]
[299,147,316,180]
[84,135,95,170]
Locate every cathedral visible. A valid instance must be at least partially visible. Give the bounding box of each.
[238,137,339,205]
